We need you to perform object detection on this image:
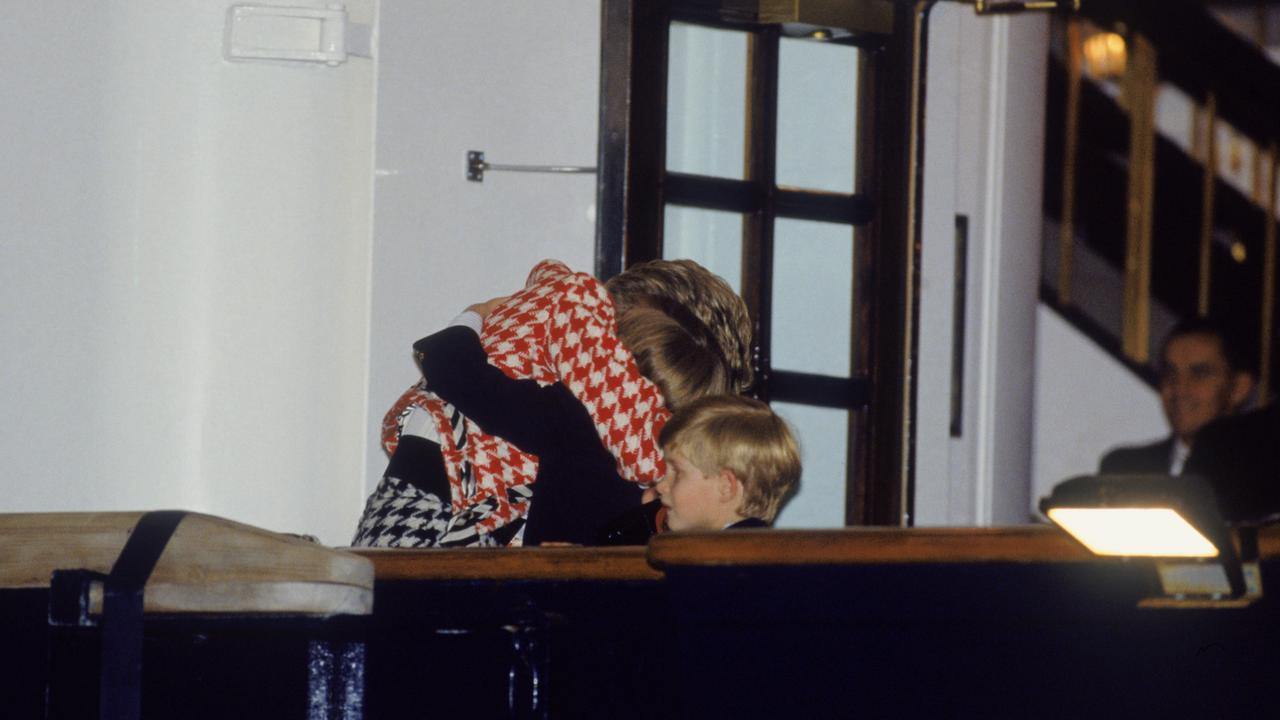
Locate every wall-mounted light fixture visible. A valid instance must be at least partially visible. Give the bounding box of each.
[1082,31,1126,80]
[1040,475,1261,605]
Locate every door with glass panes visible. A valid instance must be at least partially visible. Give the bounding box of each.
[597,1,911,526]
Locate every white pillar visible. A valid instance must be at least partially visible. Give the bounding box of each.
[915,6,1048,526]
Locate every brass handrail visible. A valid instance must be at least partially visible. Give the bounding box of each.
[1057,18,1082,306]
[1261,144,1277,402]
[1121,33,1157,364]
[1198,94,1217,317]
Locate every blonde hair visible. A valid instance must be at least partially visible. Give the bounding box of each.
[659,395,800,522]
[616,307,734,410]
[605,259,754,394]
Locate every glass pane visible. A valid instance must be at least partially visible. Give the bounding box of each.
[666,22,748,179]
[772,402,848,528]
[776,38,858,193]
[663,204,742,293]
[770,218,853,376]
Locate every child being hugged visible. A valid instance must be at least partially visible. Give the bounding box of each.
[602,394,800,542]
[353,259,752,548]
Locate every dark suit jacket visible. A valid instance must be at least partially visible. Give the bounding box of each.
[1098,437,1175,475]
[1183,404,1280,523]
[415,326,642,546]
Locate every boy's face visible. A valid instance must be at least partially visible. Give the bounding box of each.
[655,448,737,531]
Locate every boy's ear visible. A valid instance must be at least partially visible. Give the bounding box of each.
[717,469,742,504]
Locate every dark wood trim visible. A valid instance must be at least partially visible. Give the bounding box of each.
[351,546,662,581]
[665,173,762,213]
[743,28,781,401]
[776,189,874,225]
[855,0,921,527]
[595,0,635,280]
[623,0,672,267]
[647,526,1099,567]
[669,4,766,30]
[770,370,870,408]
[848,44,880,525]
[353,527,1280,580]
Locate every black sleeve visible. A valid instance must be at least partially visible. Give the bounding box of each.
[413,325,563,457]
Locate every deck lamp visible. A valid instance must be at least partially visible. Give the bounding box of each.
[1040,475,1254,601]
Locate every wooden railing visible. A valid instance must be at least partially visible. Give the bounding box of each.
[1047,0,1280,397]
[350,525,1280,580]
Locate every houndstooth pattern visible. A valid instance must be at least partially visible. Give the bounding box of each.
[379,260,671,538]
[351,475,534,548]
[482,260,669,484]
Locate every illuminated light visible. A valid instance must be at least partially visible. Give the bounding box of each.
[1231,241,1247,263]
[1047,507,1218,557]
[1040,475,1255,602]
[809,28,831,40]
[1083,32,1126,80]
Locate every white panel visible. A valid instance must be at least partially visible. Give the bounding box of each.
[1031,307,1167,515]
[913,4,964,526]
[913,9,1048,526]
[771,218,853,377]
[663,205,743,293]
[776,38,858,193]
[772,402,848,528]
[0,0,375,545]
[368,0,601,493]
[667,22,748,179]
[981,14,1049,526]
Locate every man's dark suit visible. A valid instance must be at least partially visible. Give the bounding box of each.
[1098,437,1175,475]
[1183,404,1280,522]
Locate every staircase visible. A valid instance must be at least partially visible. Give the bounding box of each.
[1040,0,1280,398]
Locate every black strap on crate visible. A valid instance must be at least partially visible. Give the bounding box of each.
[97,510,187,720]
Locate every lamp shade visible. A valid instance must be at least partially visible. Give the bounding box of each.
[1040,474,1245,597]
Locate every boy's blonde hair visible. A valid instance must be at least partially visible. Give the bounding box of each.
[616,307,734,410]
[605,259,754,394]
[658,394,800,522]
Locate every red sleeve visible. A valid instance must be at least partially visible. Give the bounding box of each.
[544,271,670,484]
[524,259,572,287]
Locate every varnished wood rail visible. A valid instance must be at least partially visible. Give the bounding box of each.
[350,525,1280,581]
[647,525,1280,568]
[350,546,662,581]
[647,526,1094,568]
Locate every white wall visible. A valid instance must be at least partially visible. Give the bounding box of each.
[1,0,375,544]
[1030,307,1167,511]
[366,0,604,491]
[365,1,602,492]
[914,6,1048,526]
[2,0,604,546]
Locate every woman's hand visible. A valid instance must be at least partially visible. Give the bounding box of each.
[466,295,512,320]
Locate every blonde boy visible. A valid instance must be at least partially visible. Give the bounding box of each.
[654,395,801,531]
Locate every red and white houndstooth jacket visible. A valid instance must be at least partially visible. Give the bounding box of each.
[381,260,671,535]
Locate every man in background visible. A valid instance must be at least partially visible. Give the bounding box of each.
[1183,400,1280,522]
[1099,317,1254,476]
